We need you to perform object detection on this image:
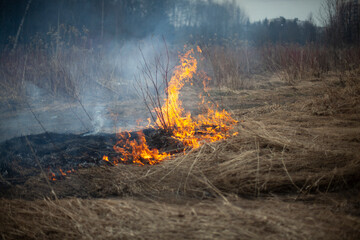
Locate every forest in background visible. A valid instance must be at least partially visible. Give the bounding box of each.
[0,0,359,106]
[1,0,359,49]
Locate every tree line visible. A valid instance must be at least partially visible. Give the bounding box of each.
[0,0,359,49]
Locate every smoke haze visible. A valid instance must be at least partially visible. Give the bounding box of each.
[0,0,325,142]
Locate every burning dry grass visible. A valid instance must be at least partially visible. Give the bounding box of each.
[4,113,359,201]
[1,45,360,238]
[136,121,359,198]
[108,46,238,165]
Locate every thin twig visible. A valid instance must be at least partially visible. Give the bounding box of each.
[12,0,32,52]
[255,138,260,197]
[138,44,172,130]
[25,136,58,200]
[59,63,93,122]
[280,145,301,192]
[0,172,11,186]
[184,144,205,190]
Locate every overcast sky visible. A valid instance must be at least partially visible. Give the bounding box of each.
[232,0,324,25]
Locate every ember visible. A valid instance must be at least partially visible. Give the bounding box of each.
[49,168,76,181]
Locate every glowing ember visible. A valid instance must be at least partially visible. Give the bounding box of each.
[49,168,75,181]
[107,46,238,165]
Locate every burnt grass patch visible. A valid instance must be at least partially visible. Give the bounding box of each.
[0,128,179,191]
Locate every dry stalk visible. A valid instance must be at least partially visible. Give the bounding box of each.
[184,144,206,190]
[12,0,32,52]
[24,136,58,200]
[255,139,260,197]
[280,145,301,193]
[135,40,171,130]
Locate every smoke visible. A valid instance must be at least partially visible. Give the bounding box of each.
[0,0,250,142]
[0,35,177,143]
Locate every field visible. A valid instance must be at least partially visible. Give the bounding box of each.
[1,43,360,239]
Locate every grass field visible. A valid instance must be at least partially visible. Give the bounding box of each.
[1,43,360,239]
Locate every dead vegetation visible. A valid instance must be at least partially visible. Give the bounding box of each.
[1,69,360,239]
[1,40,360,239]
[1,196,360,240]
[307,70,360,115]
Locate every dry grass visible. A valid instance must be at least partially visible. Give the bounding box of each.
[1,41,360,239]
[201,43,360,87]
[4,112,359,201]
[2,80,360,238]
[2,39,360,107]
[1,196,360,240]
[134,122,358,198]
[307,70,360,115]
[201,43,262,89]
[0,27,131,109]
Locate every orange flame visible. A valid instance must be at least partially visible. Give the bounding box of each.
[155,48,237,148]
[110,47,237,165]
[154,49,198,131]
[112,130,170,165]
[50,171,56,181]
[59,168,67,176]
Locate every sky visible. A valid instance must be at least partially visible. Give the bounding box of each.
[233,0,324,25]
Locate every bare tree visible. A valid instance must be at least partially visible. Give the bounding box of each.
[320,0,360,46]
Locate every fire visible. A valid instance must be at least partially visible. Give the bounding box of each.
[155,47,237,148]
[49,171,56,181]
[154,49,198,131]
[59,168,67,176]
[112,130,170,165]
[108,46,237,165]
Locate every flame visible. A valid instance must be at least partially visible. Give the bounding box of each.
[110,47,237,165]
[112,130,170,165]
[49,171,56,181]
[154,49,198,131]
[155,48,237,148]
[59,168,67,176]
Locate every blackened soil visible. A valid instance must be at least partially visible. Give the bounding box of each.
[0,128,178,190]
[0,132,116,184]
